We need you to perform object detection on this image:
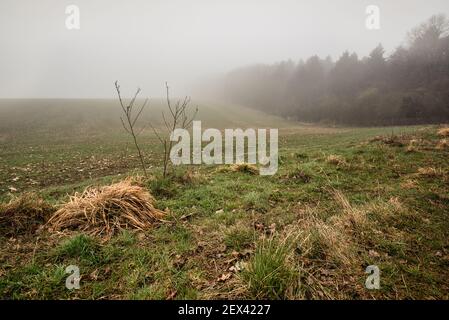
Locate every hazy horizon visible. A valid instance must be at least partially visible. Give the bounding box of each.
[1,0,449,98]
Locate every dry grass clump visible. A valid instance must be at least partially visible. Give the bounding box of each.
[416,167,443,178]
[0,192,54,236]
[175,169,203,185]
[401,179,418,189]
[369,135,384,142]
[370,135,405,147]
[299,216,355,266]
[326,154,347,166]
[229,163,259,175]
[406,145,417,153]
[363,197,406,221]
[406,139,419,152]
[296,190,372,267]
[436,139,449,150]
[437,127,449,137]
[360,198,411,241]
[215,163,259,175]
[47,178,165,236]
[291,192,412,298]
[286,169,312,183]
[330,190,368,231]
[387,197,405,213]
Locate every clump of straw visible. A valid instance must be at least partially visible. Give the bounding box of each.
[326,154,347,166]
[47,178,164,236]
[0,192,54,236]
[436,139,449,150]
[437,127,449,137]
[230,163,259,175]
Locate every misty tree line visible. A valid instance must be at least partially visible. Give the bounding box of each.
[221,15,449,125]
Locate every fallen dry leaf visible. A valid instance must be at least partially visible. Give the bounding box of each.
[167,290,177,300]
[369,250,380,257]
[89,269,99,280]
[217,273,232,282]
[229,261,247,273]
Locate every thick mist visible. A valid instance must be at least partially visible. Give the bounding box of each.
[0,0,448,98]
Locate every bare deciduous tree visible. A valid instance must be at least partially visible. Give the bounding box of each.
[150,82,198,178]
[114,81,149,179]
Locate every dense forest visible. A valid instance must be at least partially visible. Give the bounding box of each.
[221,15,449,125]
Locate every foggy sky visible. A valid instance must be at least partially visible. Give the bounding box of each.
[1,0,448,98]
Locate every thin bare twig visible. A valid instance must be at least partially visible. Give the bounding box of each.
[151,82,197,178]
[114,81,149,179]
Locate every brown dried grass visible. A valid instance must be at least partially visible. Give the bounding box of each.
[416,167,443,178]
[401,179,418,189]
[406,146,416,153]
[330,190,368,231]
[436,139,449,150]
[406,144,418,153]
[0,192,54,236]
[230,163,259,175]
[47,178,165,236]
[326,155,347,166]
[437,127,449,137]
[298,215,355,267]
[176,169,203,184]
[369,135,405,147]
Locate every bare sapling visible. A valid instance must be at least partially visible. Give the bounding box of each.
[150,82,198,178]
[114,81,149,179]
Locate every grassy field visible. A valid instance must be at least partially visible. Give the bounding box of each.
[0,99,448,299]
